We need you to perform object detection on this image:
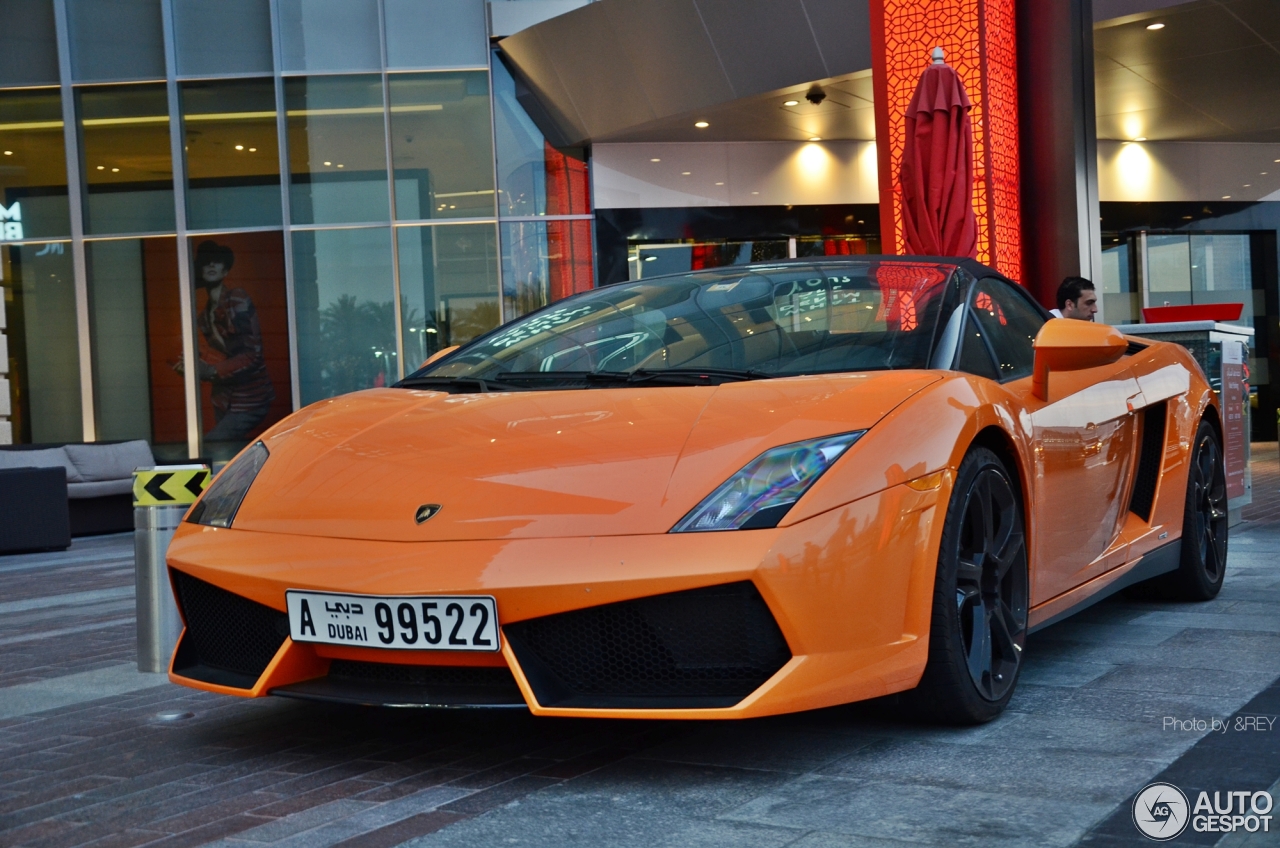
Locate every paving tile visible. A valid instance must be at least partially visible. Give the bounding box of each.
[721,775,1111,847]
[230,799,375,843]
[328,811,467,848]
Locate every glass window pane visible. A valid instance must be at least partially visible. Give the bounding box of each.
[492,53,591,218]
[67,0,165,82]
[390,72,495,221]
[181,79,282,230]
[2,241,81,443]
[189,233,292,459]
[87,237,188,460]
[292,227,396,402]
[286,75,389,225]
[1190,234,1253,324]
[385,0,487,69]
[0,0,59,87]
[971,278,1044,381]
[279,0,381,73]
[0,88,70,239]
[174,0,273,76]
[501,219,593,319]
[398,223,499,366]
[78,84,175,235]
[1146,234,1191,304]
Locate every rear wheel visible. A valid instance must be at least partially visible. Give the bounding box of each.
[1162,421,1228,600]
[905,447,1028,724]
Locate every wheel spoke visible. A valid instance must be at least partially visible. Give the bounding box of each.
[992,531,1024,581]
[956,558,983,588]
[990,601,1018,662]
[966,602,992,686]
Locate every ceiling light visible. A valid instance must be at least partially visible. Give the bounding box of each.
[2,150,11,155]
[1133,136,1146,141]
[715,181,724,185]
[809,136,821,141]
[783,100,799,107]
[235,144,244,150]
[249,147,257,152]
[1223,195,1231,199]
[111,167,119,172]
[1244,184,1251,187]
[694,121,709,128]
[96,165,104,170]
[324,161,331,166]
[1182,215,1193,220]
[643,255,657,261]
[650,158,660,162]
[681,171,691,175]
[337,164,344,168]
[1146,22,1164,30]
[751,191,759,195]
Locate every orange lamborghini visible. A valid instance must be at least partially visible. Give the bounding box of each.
[166,258,1227,723]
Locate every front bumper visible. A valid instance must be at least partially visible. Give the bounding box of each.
[166,480,946,719]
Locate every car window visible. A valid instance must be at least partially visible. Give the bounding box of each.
[957,313,1001,380]
[969,277,1045,381]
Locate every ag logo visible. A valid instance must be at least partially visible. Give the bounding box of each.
[414,504,442,524]
[1133,782,1190,840]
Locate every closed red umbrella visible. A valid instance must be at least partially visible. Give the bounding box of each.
[900,48,977,258]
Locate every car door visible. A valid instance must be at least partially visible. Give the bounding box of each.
[961,277,1140,605]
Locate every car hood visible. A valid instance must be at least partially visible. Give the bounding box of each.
[232,372,941,541]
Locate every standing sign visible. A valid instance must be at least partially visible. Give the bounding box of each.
[1222,339,1246,501]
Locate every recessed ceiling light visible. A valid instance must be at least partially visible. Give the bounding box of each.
[111,167,119,172]
[1133,136,1146,141]
[1244,184,1251,187]
[681,171,691,175]
[235,144,244,150]
[783,100,799,106]
[1222,195,1231,199]
[1146,22,1164,30]
[1182,215,1193,220]
[715,181,724,185]
[2,150,11,155]
[337,163,344,168]
[643,255,657,261]
[96,165,104,170]
[324,161,332,166]
[249,147,257,152]
[694,121,709,128]
[650,158,660,162]
[809,136,821,141]
[751,191,759,195]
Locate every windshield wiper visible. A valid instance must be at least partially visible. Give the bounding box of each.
[626,367,774,385]
[395,376,521,393]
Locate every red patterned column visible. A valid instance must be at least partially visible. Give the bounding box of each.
[870,0,1022,282]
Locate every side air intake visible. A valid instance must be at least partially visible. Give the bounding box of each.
[504,581,791,709]
[171,570,289,689]
[1129,401,1167,521]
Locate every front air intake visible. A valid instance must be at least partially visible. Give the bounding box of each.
[504,581,791,709]
[171,570,289,689]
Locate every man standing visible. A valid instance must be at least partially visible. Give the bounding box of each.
[186,241,275,442]
[1049,276,1098,321]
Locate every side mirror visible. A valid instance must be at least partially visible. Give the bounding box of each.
[1031,319,1127,400]
[419,345,459,371]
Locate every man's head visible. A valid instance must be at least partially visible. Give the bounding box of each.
[194,241,235,288]
[1056,276,1098,321]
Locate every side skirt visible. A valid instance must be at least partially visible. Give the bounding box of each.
[1028,540,1181,634]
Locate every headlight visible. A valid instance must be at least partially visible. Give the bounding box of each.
[186,442,269,528]
[671,431,865,532]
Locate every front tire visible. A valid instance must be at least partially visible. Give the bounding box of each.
[905,447,1028,724]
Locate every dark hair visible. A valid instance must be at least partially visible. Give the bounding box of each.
[1056,276,1095,310]
[194,240,235,273]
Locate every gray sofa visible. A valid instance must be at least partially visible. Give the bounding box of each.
[0,440,156,544]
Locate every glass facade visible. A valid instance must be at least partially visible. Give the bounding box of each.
[0,0,592,455]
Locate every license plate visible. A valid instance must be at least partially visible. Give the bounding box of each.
[286,591,500,652]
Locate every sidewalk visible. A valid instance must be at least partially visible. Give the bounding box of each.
[0,449,1277,848]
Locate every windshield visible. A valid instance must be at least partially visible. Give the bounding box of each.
[404,261,960,388]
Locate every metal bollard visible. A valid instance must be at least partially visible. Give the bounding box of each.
[132,464,211,673]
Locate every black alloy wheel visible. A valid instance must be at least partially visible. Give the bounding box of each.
[906,446,1028,724]
[1169,421,1229,600]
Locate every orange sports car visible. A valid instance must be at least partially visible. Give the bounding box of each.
[166,257,1227,724]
